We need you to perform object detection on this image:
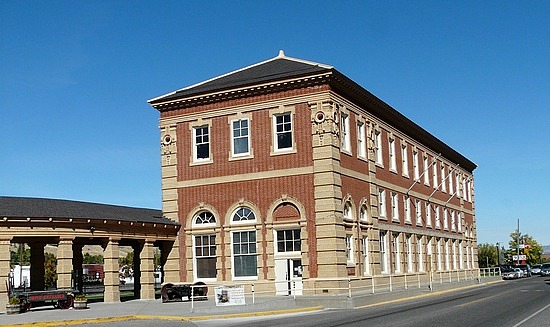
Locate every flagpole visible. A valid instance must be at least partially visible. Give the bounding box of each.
[516,219,520,265]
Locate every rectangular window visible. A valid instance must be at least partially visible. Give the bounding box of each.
[401,143,409,177]
[375,130,383,165]
[232,231,257,278]
[413,150,420,181]
[441,165,447,192]
[433,161,438,189]
[195,234,216,279]
[341,113,351,152]
[427,238,433,270]
[466,246,470,269]
[380,231,388,273]
[456,173,461,198]
[357,121,366,159]
[452,241,457,270]
[389,138,397,171]
[418,237,424,272]
[273,113,293,151]
[459,242,464,269]
[445,240,450,270]
[437,239,442,271]
[193,125,210,162]
[443,208,449,230]
[231,118,250,156]
[423,156,430,185]
[393,233,401,273]
[449,170,454,194]
[378,189,387,219]
[345,235,354,264]
[458,213,462,233]
[362,237,370,275]
[435,206,441,229]
[407,235,413,273]
[391,193,399,221]
[451,211,456,231]
[415,199,422,226]
[426,203,432,227]
[276,229,301,253]
[404,196,411,224]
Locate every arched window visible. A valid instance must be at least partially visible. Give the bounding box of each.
[360,205,369,222]
[194,211,215,226]
[232,207,256,223]
[343,202,352,221]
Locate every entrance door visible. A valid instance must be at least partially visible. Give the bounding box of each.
[275,258,303,295]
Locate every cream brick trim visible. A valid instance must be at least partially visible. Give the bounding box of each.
[178,166,313,188]
[378,222,464,241]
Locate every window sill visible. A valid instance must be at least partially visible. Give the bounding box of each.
[190,159,213,166]
[270,148,297,156]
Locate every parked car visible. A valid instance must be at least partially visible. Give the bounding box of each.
[540,263,550,277]
[502,268,523,280]
[515,264,531,277]
[531,264,542,275]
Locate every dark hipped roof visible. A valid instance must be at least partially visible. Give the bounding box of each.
[148,51,476,172]
[0,196,178,225]
[148,50,333,104]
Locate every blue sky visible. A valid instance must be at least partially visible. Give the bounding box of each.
[1,1,548,246]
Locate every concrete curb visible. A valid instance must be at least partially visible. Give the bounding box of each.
[3,306,325,327]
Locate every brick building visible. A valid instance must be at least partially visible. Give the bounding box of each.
[147,51,478,295]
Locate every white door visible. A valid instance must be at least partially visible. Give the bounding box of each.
[275,258,303,296]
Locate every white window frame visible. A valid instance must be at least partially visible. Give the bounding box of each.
[418,237,424,272]
[341,113,351,153]
[452,240,457,270]
[443,208,449,230]
[449,170,454,194]
[231,207,257,225]
[378,189,387,219]
[231,230,258,280]
[413,150,420,181]
[451,210,456,231]
[459,241,464,269]
[375,130,383,165]
[393,233,401,273]
[441,165,447,193]
[192,211,216,228]
[380,231,389,274]
[435,206,441,229]
[458,213,463,233]
[272,111,294,154]
[275,229,301,254]
[357,121,366,159]
[345,235,354,265]
[389,138,397,171]
[433,161,438,189]
[343,202,352,221]
[193,234,217,281]
[230,118,251,158]
[426,203,432,227]
[362,236,370,275]
[444,240,450,270]
[404,196,411,224]
[407,235,414,273]
[415,199,422,226]
[401,143,409,177]
[360,205,369,223]
[391,193,399,222]
[192,124,211,164]
[423,156,430,185]
[436,238,442,271]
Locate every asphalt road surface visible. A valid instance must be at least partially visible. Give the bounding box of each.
[80,276,550,327]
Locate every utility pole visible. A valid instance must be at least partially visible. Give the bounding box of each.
[516,219,520,265]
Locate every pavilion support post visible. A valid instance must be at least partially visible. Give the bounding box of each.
[103,238,120,302]
[0,239,12,312]
[57,238,74,289]
[140,240,155,300]
[72,243,84,293]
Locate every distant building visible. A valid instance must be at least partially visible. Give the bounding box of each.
[148,51,478,294]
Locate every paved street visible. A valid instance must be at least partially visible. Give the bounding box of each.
[197,277,550,327]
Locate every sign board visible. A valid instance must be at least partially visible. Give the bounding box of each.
[512,255,527,260]
[214,285,245,306]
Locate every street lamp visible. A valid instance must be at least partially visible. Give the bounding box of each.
[496,242,500,267]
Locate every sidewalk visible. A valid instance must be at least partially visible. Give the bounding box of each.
[0,277,502,327]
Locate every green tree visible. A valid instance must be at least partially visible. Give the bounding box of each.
[119,251,134,278]
[83,253,104,264]
[10,244,31,266]
[478,243,498,268]
[508,231,543,265]
[44,253,57,289]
